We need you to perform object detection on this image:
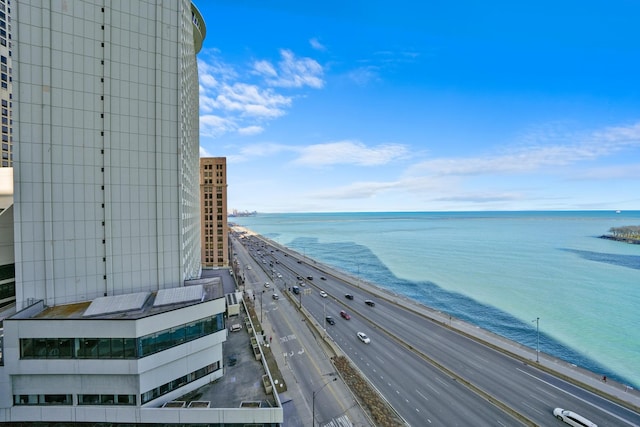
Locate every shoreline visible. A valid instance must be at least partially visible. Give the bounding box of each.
[600,234,640,244]
[232,224,640,412]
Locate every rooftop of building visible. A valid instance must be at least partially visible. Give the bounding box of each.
[30,279,224,321]
[12,269,236,322]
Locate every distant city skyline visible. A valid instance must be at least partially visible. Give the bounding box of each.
[196,1,640,213]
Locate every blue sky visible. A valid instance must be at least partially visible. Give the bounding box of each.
[195,1,640,213]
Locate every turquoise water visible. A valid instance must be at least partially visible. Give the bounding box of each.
[231,211,640,388]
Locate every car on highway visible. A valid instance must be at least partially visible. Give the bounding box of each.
[325,316,336,325]
[553,408,597,427]
[264,282,270,288]
[340,310,351,320]
[320,276,326,280]
[272,294,279,300]
[365,299,376,307]
[345,294,354,300]
[357,332,371,344]
[319,291,328,298]
[307,276,313,280]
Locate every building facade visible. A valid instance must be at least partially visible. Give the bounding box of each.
[0,0,11,168]
[200,157,229,268]
[12,0,203,309]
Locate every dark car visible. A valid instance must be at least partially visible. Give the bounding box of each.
[325,316,336,325]
[307,276,313,280]
[320,276,327,280]
[345,294,354,300]
[340,310,351,320]
[365,300,375,307]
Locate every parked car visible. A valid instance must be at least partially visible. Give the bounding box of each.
[272,294,279,300]
[340,310,351,320]
[319,291,328,298]
[553,408,597,427]
[325,316,336,325]
[345,294,354,300]
[264,282,270,288]
[357,332,371,344]
[365,300,376,307]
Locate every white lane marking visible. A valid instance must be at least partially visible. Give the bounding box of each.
[416,389,430,402]
[517,368,640,427]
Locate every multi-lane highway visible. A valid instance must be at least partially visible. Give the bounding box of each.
[234,230,640,427]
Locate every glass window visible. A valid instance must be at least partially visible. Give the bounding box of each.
[124,338,137,358]
[78,394,99,405]
[15,395,33,405]
[139,335,155,357]
[98,338,111,358]
[170,327,185,345]
[154,330,172,353]
[117,394,136,405]
[33,338,47,358]
[185,321,202,340]
[42,394,72,405]
[46,338,59,358]
[78,339,99,358]
[20,339,34,358]
[111,338,124,358]
[100,394,115,404]
[58,339,73,358]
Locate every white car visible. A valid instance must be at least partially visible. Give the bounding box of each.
[553,408,597,427]
[319,291,328,298]
[357,332,370,344]
[264,282,270,288]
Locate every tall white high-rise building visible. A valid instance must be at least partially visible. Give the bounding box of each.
[0,2,286,425]
[13,0,203,309]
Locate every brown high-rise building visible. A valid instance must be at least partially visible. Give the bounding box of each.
[200,157,228,267]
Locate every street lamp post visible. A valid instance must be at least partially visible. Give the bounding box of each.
[261,290,265,323]
[532,317,540,362]
[312,377,337,427]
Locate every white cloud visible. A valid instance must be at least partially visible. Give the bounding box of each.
[294,140,409,167]
[255,49,324,89]
[198,49,324,139]
[215,83,292,118]
[200,114,237,138]
[309,38,327,51]
[407,121,640,177]
[347,66,380,86]
[253,60,278,78]
[238,125,265,136]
